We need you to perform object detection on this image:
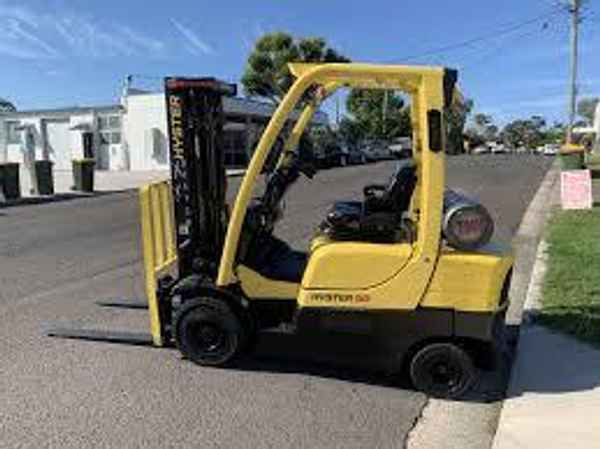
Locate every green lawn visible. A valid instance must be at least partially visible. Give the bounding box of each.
[540,207,600,346]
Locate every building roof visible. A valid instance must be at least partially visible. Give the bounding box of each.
[224,96,328,125]
[4,104,122,119]
[0,95,328,125]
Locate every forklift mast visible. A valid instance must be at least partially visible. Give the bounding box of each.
[164,77,237,278]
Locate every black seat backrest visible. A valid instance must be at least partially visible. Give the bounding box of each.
[364,162,417,214]
[386,162,417,213]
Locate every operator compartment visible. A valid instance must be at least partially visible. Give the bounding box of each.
[303,161,418,290]
[317,161,418,245]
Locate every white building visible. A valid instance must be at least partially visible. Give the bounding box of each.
[0,90,328,171]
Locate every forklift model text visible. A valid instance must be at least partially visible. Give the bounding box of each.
[309,293,372,304]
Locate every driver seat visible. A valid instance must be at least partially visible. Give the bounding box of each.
[320,161,417,243]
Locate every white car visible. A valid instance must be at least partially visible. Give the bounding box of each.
[472,145,490,155]
[388,137,412,159]
[543,144,559,156]
[491,144,507,154]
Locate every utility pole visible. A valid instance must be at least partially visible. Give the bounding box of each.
[382,90,389,138]
[567,0,581,143]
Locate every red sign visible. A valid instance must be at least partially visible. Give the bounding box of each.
[561,170,592,210]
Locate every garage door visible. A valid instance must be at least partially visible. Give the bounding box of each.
[45,120,72,170]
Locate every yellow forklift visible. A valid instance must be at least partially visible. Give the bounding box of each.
[49,64,513,398]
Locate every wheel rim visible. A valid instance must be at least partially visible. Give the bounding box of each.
[188,320,229,357]
[424,356,464,395]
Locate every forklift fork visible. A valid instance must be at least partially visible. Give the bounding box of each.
[46,78,235,349]
[45,181,177,347]
[95,299,148,309]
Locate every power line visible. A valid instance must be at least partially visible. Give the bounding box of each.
[399,7,564,62]
[461,25,552,71]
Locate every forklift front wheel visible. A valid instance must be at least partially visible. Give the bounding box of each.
[409,342,477,399]
[173,298,246,367]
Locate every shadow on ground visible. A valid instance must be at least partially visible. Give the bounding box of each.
[536,305,600,347]
[226,326,519,403]
[0,190,129,209]
[506,321,600,397]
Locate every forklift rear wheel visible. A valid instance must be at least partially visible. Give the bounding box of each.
[409,342,476,399]
[174,297,246,367]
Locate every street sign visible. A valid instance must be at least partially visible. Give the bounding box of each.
[561,169,593,210]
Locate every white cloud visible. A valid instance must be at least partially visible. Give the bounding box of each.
[171,19,214,55]
[54,20,77,48]
[0,4,39,28]
[116,25,166,53]
[6,18,59,56]
[0,7,59,59]
[0,3,171,60]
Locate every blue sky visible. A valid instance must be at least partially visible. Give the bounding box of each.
[1,0,599,125]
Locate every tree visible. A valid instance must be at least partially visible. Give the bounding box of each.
[577,97,599,125]
[346,89,411,141]
[338,116,365,147]
[0,98,16,113]
[544,122,566,144]
[500,115,547,149]
[446,97,473,154]
[241,32,349,104]
[467,113,498,144]
[311,125,338,150]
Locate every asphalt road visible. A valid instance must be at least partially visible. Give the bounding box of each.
[0,155,552,449]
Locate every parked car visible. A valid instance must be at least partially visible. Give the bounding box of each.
[472,145,490,155]
[344,146,369,165]
[314,143,368,168]
[388,137,412,159]
[490,143,507,154]
[360,140,393,161]
[543,144,559,156]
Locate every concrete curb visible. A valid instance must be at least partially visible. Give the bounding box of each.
[505,162,560,325]
[520,239,548,324]
[491,165,560,449]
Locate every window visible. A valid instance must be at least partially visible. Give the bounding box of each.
[110,132,121,144]
[98,114,122,145]
[108,116,121,128]
[98,114,121,131]
[5,122,20,144]
[222,129,248,167]
[98,116,109,130]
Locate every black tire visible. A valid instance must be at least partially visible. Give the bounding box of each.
[173,297,246,367]
[409,342,477,399]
